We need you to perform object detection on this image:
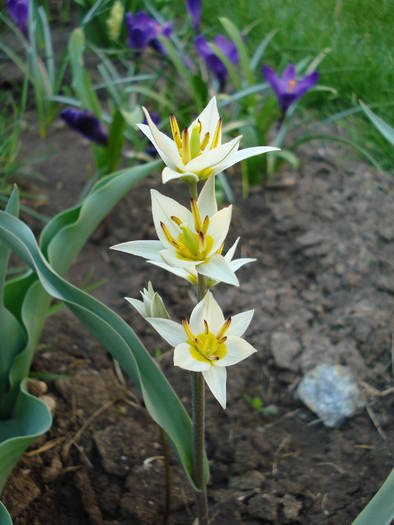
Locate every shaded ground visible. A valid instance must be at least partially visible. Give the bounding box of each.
[3,113,394,524]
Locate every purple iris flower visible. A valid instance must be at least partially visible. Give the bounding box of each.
[262,64,319,113]
[186,0,201,31]
[195,34,239,90]
[60,108,108,146]
[7,0,29,37]
[125,11,172,54]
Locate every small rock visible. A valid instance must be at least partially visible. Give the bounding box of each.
[42,455,63,483]
[271,332,300,371]
[28,379,48,397]
[297,364,364,427]
[296,231,325,248]
[229,470,265,490]
[281,494,303,521]
[375,275,394,295]
[247,493,279,521]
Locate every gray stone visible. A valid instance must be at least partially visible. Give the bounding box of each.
[297,364,364,427]
[271,332,300,371]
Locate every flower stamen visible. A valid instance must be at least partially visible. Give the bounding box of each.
[210,118,222,149]
[161,221,180,248]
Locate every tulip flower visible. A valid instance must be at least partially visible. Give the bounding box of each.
[111,175,239,286]
[186,0,201,31]
[125,282,170,320]
[7,0,29,37]
[262,64,319,113]
[145,291,256,408]
[125,11,172,54]
[149,237,255,286]
[60,108,108,146]
[195,34,238,90]
[137,96,278,184]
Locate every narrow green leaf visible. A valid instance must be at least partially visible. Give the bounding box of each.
[219,17,254,86]
[250,29,277,71]
[209,43,241,91]
[360,100,394,146]
[37,7,55,88]
[106,110,126,173]
[352,469,394,525]
[0,212,209,490]
[69,28,101,116]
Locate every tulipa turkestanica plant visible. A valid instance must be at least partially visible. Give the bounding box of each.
[111,96,277,523]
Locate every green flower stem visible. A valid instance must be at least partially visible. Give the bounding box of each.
[192,274,209,525]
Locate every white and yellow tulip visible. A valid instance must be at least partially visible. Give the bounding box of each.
[111,176,240,286]
[137,96,279,184]
[144,291,257,408]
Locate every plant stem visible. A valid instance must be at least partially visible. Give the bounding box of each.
[192,274,209,525]
[189,180,198,200]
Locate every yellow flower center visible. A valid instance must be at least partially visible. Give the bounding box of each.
[160,198,223,261]
[170,114,222,179]
[288,79,297,92]
[182,317,232,365]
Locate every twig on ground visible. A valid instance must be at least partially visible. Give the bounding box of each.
[26,436,65,457]
[62,401,113,459]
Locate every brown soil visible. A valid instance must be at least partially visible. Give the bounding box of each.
[2,112,394,524]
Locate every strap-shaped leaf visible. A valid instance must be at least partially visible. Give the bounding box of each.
[0,498,12,525]
[0,380,52,494]
[352,468,394,525]
[0,211,209,491]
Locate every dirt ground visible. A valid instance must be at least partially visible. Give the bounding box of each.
[2,112,394,524]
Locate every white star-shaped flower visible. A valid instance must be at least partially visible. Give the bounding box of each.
[141,291,256,408]
[111,176,242,286]
[137,96,279,184]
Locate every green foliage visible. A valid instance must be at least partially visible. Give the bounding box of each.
[0,161,159,518]
[352,469,394,525]
[0,206,209,492]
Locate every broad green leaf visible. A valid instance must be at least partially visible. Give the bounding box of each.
[0,380,52,494]
[352,469,394,525]
[360,101,394,146]
[0,500,12,525]
[219,17,254,86]
[0,212,209,490]
[0,189,26,418]
[0,162,159,497]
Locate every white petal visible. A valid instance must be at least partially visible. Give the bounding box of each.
[110,240,163,261]
[151,190,193,248]
[139,108,183,168]
[137,123,180,170]
[148,259,196,283]
[125,297,146,318]
[185,136,241,173]
[146,317,185,347]
[197,175,217,218]
[208,206,232,253]
[188,96,220,144]
[216,336,257,367]
[215,146,280,173]
[160,249,201,269]
[230,257,256,272]
[162,167,198,184]
[202,366,227,409]
[198,254,239,286]
[227,310,254,337]
[224,237,240,263]
[174,343,211,372]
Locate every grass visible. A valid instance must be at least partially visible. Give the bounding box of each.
[170,0,393,168]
